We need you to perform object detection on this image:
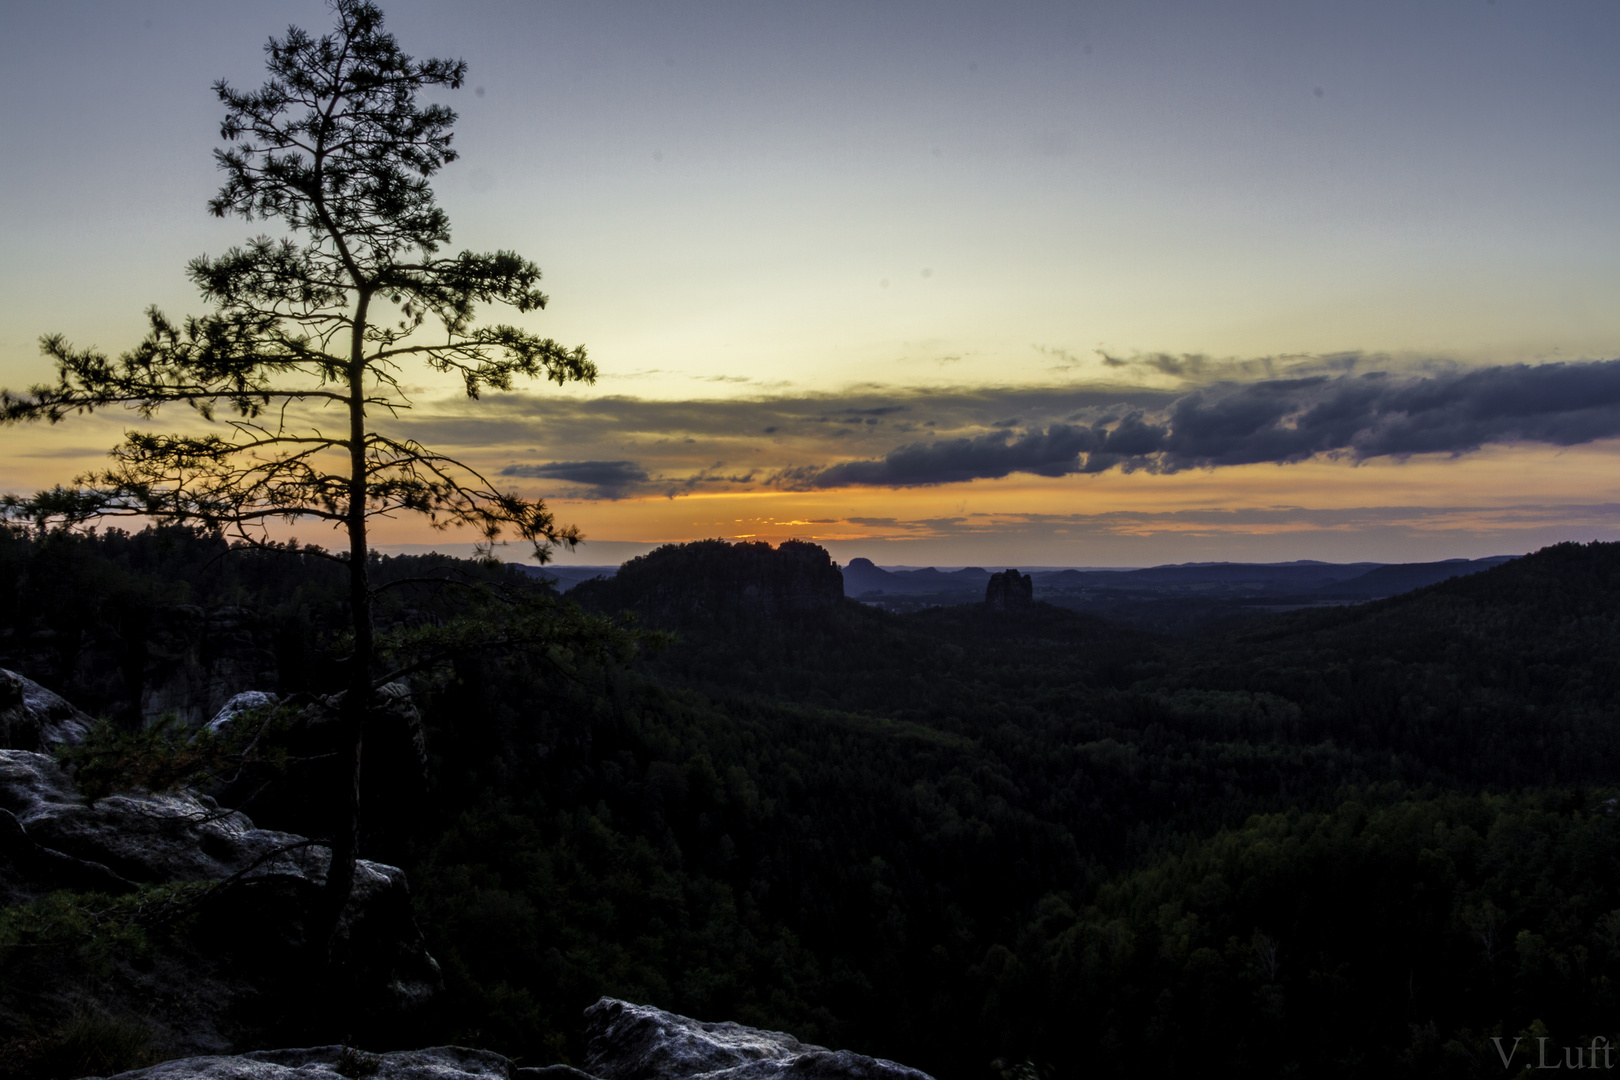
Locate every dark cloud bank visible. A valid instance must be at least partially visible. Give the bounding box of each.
[501,460,651,498]
[498,459,756,500]
[473,360,1620,497]
[777,360,1620,489]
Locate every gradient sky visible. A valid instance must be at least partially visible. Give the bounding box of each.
[3,1,1619,566]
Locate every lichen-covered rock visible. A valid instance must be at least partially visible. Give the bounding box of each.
[0,667,94,750]
[582,999,934,1080]
[91,1044,526,1080]
[91,1044,599,1080]
[82,1000,934,1080]
[0,749,321,886]
[204,690,282,735]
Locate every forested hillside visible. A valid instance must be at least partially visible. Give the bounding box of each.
[2,529,1617,1079]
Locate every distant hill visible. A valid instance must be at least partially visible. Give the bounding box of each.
[1083,560,1377,588]
[844,556,1515,601]
[543,551,1523,632]
[513,564,620,593]
[1313,555,1518,599]
[841,558,990,598]
[842,553,1519,630]
[1255,540,1618,647]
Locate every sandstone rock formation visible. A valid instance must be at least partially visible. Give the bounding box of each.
[89,999,934,1080]
[0,604,282,730]
[983,569,1033,611]
[571,540,845,623]
[204,690,282,736]
[582,998,935,1079]
[87,1045,551,1080]
[0,746,440,1055]
[0,668,94,751]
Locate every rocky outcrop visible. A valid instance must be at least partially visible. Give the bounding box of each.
[204,690,282,735]
[582,998,935,1079]
[571,541,844,623]
[0,747,440,1055]
[0,668,94,751]
[86,1046,546,1080]
[89,999,934,1080]
[984,569,1033,612]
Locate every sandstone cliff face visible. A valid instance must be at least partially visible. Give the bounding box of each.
[571,541,845,623]
[89,998,935,1080]
[0,605,281,730]
[134,607,281,729]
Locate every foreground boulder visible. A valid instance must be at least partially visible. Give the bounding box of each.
[0,668,93,751]
[90,999,934,1080]
[582,999,934,1079]
[87,1045,584,1080]
[0,748,440,1055]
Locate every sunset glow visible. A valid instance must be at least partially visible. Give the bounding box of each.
[4,1,1618,565]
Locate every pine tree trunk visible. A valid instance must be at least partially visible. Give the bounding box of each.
[323,293,375,960]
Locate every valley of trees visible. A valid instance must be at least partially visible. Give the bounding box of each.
[2,527,1618,1078]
